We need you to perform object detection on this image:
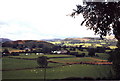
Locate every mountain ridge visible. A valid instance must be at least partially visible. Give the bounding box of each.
[1,35,116,43]
[0,38,12,42]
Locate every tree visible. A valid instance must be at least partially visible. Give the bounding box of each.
[52,46,61,51]
[11,52,19,56]
[71,0,120,47]
[108,48,120,79]
[71,0,120,79]
[2,49,10,56]
[38,44,44,48]
[37,56,48,67]
[37,56,48,80]
[88,48,95,56]
[42,47,52,53]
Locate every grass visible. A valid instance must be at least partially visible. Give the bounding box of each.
[106,50,111,52]
[44,54,74,58]
[2,54,113,79]
[63,43,92,47]
[8,54,74,59]
[2,57,38,69]
[2,64,112,79]
[108,46,118,49]
[49,41,61,44]
[49,57,98,62]
[2,57,64,70]
[95,44,102,47]
[94,53,110,60]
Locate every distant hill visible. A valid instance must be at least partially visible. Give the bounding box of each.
[2,40,55,50]
[63,38,90,41]
[0,38,12,43]
[42,38,62,42]
[83,36,117,40]
[43,37,101,42]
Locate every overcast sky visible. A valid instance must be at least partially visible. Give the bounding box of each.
[0,0,99,40]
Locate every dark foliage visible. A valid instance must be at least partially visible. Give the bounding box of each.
[108,48,120,79]
[11,52,19,56]
[37,56,48,68]
[2,49,10,53]
[69,52,78,55]
[88,48,95,56]
[95,47,105,53]
[71,1,120,40]
[52,46,61,51]
[2,49,10,56]
[71,1,120,78]
[76,53,85,57]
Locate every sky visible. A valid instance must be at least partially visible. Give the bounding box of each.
[0,0,99,40]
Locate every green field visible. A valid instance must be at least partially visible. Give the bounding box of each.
[3,64,112,79]
[2,54,113,79]
[49,41,117,49]
[49,57,100,62]
[95,53,110,60]
[8,54,74,58]
[108,46,118,49]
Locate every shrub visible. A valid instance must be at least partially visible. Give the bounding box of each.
[69,52,78,55]
[88,48,95,56]
[2,49,10,56]
[37,56,48,68]
[11,52,19,56]
[76,53,85,57]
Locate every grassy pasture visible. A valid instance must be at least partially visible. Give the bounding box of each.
[48,57,100,62]
[3,63,112,79]
[49,41,116,50]
[95,44,102,47]
[2,57,63,70]
[8,54,74,59]
[63,43,92,47]
[2,54,113,79]
[95,53,110,60]
[108,46,118,49]
[49,41,61,44]
[2,57,38,70]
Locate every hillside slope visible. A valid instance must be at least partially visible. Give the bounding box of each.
[2,40,55,50]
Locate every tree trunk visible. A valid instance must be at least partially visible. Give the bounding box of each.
[115,35,120,48]
[44,66,47,81]
[112,34,120,79]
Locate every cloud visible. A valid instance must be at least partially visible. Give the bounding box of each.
[0,0,99,40]
[0,22,8,26]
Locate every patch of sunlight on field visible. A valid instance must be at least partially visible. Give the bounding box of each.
[64,41,71,43]
[101,43,106,44]
[2,47,25,53]
[64,43,92,47]
[105,50,111,52]
[95,44,102,47]
[108,46,118,49]
[49,42,61,44]
[63,44,73,46]
[83,43,91,47]
[73,44,81,45]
